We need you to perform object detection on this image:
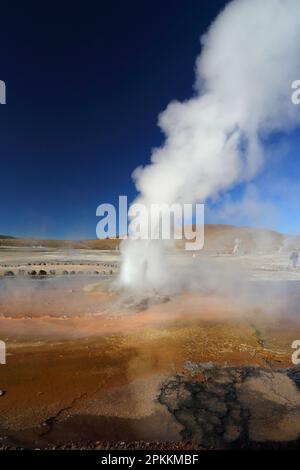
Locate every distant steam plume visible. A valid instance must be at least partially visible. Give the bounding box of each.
[120,0,300,291]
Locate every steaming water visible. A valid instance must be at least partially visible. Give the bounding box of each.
[1,274,300,321]
[0,275,112,318]
[120,0,300,291]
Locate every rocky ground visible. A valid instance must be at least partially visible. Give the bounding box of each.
[0,440,204,450]
[159,365,300,449]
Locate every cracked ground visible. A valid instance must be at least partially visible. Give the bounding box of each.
[0,286,299,449]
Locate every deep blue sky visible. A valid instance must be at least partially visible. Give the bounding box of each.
[0,0,299,238]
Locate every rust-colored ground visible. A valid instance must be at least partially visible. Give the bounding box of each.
[0,284,298,448]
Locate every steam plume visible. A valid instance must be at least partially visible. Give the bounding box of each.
[120,0,300,291]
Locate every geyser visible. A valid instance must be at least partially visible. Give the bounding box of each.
[120,0,300,291]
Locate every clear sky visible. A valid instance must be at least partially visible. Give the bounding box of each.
[0,0,299,239]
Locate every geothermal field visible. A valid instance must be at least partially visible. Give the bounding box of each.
[0,225,300,450]
[2,0,300,461]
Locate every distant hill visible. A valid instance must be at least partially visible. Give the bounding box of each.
[177,224,299,254]
[0,225,299,253]
[0,236,120,250]
[0,235,15,239]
